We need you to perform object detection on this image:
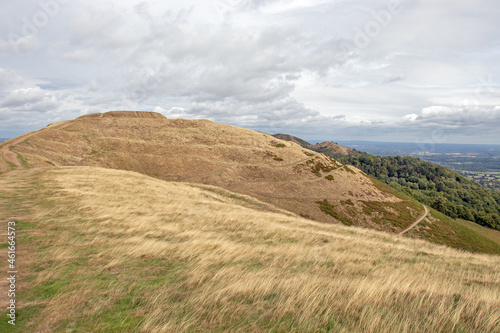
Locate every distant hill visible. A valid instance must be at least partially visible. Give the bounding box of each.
[272,133,311,148]
[310,141,357,158]
[272,134,357,158]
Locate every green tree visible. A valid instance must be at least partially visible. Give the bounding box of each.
[432,197,448,213]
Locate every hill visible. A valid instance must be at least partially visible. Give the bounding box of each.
[1,166,499,332]
[0,111,422,235]
[272,133,312,148]
[310,141,357,158]
[272,134,357,158]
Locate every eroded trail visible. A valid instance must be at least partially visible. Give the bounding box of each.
[0,122,70,170]
[0,133,37,169]
[398,205,429,235]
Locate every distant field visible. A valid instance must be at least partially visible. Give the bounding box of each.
[460,171,500,191]
[336,140,500,173]
[335,140,500,191]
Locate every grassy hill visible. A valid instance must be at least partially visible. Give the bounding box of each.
[272,134,500,232]
[1,166,499,332]
[0,111,423,235]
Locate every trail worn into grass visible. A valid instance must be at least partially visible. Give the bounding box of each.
[398,205,429,235]
[0,169,42,310]
[0,121,71,170]
[0,134,34,169]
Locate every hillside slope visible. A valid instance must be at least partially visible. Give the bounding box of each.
[344,154,500,230]
[1,111,421,233]
[1,167,499,332]
[274,133,500,250]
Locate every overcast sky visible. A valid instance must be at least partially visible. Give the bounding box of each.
[1,0,500,144]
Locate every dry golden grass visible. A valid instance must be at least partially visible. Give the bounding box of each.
[1,166,499,332]
[3,111,421,232]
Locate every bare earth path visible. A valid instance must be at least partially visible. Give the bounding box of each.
[398,205,429,235]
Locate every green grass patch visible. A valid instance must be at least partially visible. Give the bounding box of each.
[361,201,420,229]
[17,221,36,231]
[83,293,145,333]
[6,160,17,170]
[15,152,32,169]
[317,199,353,226]
[308,159,336,176]
[343,165,356,174]
[0,305,44,332]
[29,278,71,301]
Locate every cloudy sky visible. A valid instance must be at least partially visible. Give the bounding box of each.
[1,0,500,144]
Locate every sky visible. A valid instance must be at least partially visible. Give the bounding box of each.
[1,0,500,144]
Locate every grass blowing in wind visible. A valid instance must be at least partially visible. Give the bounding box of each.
[1,166,499,332]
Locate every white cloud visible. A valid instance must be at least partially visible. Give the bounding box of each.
[0,87,58,111]
[402,113,418,122]
[0,0,499,143]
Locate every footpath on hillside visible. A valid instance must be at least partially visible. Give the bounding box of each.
[0,134,35,169]
[398,206,429,235]
[0,122,71,170]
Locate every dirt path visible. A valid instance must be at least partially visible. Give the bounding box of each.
[398,205,429,235]
[0,132,38,169]
[0,121,71,170]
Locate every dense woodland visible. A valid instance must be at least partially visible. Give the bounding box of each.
[334,153,500,230]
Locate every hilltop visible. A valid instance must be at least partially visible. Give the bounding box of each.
[1,166,499,332]
[1,111,419,234]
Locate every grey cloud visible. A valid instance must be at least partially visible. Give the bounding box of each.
[382,75,406,85]
[1,0,500,144]
[416,106,500,127]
